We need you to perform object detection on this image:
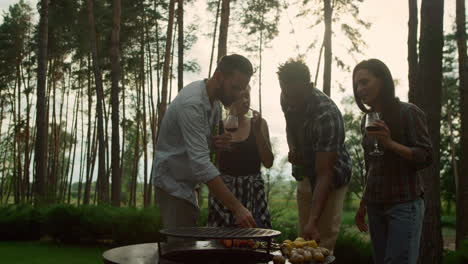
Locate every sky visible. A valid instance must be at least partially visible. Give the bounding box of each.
[0,0,459,181]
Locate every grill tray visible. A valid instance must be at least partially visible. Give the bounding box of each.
[160,240,273,264]
[159,227,281,240]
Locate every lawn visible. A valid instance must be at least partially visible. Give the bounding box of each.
[0,241,107,264]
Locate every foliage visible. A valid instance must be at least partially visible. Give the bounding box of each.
[334,230,373,264]
[439,31,462,213]
[341,97,366,201]
[298,0,370,74]
[443,240,468,264]
[0,204,162,246]
[0,204,42,241]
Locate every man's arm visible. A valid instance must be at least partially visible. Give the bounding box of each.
[308,152,337,225]
[206,176,256,228]
[302,110,342,240]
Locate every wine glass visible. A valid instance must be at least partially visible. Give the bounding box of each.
[224,114,238,133]
[223,114,238,151]
[365,112,384,156]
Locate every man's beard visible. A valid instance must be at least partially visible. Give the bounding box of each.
[217,82,234,107]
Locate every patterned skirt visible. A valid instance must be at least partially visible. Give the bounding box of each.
[207,173,272,228]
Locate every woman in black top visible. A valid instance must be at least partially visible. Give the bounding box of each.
[208,86,274,228]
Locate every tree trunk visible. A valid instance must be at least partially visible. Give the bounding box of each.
[34,0,49,206]
[408,0,419,102]
[139,22,149,207]
[86,0,108,204]
[169,22,177,104]
[217,0,230,61]
[314,41,325,86]
[177,0,184,92]
[67,92,80,204]
[83,55,93,205]
[209,0,222,77]
[456,0,468,249]
[158,0,176,130]
[323,0,332,97]
[110,0,122,207]
[259,16,263,115]
[417,0,444,263]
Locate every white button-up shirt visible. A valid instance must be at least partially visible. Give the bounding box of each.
[152,80,222,207]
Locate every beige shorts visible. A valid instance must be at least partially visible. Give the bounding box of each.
[296,177,348,251]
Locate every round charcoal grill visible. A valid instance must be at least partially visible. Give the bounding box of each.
[157,227,281,264]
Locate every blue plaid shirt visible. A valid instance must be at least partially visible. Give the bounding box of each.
[282,87,352,189]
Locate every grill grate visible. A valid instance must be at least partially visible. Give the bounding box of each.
[159,227,281,239]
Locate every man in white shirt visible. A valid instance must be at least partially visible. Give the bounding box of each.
[152,54,256,230]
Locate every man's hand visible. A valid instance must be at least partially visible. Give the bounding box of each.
[212,134,232,151]
[303,221,320,242]
[233,205,257,228]
[355,202,368,232]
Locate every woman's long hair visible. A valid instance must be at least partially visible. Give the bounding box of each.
[352,59,403,143]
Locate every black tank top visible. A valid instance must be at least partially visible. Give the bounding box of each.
[219,119,261,176]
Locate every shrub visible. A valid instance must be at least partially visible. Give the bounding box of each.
[0,204,162,246]
[443,240,468,264]
[0,205,42,241]
[334,231,373,264]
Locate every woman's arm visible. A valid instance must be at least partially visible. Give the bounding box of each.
[252,112,274,168]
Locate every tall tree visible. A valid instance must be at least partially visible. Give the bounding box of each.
[86,0,108,204]
[416,0,444,263]
[408,0,419,101]
[323,0,332,96]
[240,0,280,113]
[110,0,122,207]
[208,0,221,77]
[34,0,49,206]
[300,0,370,96]
[456,0,468,249]
[158,0,176,129]
[177,0,184,92]
[217,0,230,61]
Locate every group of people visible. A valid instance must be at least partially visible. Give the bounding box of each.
[151,54,433,264]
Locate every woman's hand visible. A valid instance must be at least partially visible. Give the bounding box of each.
[367,120,393,148]
[251,110,262,136]
[355,202,368,232]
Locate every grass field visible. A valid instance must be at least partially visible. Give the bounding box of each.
[0,241,107,264]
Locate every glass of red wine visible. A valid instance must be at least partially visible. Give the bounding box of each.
[365,112,384,156]
[224,113,238,151]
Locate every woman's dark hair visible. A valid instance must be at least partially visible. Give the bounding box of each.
[352,59,403,142]
[216,54,253,77]
[352,59,397,113]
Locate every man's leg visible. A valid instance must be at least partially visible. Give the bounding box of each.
[155,187,199,229]
[316,185,348,252]
[296,178,313,237]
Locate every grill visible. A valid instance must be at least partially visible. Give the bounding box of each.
[157,227,281,264]
[160,227,281,239]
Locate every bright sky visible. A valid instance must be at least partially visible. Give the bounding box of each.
[0,0,459,180]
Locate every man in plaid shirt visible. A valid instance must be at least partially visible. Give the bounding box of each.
[278,59,352,251]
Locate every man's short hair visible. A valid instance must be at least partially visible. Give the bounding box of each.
[277,58,311,84]
[216,54,254,77]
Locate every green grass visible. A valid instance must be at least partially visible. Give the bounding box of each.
[0,241,107,264]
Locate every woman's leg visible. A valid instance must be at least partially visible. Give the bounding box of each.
[385,198,425,264]
[367,204,388,264]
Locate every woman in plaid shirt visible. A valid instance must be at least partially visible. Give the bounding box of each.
[353,59,433,264]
